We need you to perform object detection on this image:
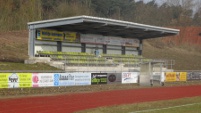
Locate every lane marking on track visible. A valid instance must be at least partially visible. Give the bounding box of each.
[130,102,201,113]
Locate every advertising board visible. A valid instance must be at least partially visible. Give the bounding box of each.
[122,72,139,84]
[54,73,75,86]
[91,73,107,84]
[165,72,176,82]
[32,73,54,87]
[36,29,64,41]
[80,34,139,47]
[107,73,121,84]
[74,73,91,85]
[0,73,10,88]
[187,72,201,80]
[64,32,80,43]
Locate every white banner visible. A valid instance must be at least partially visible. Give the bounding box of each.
[80,34,103,44]
[104,36,124,46]
[32,73,54,87]
[74,73,91,85]
[124,38,140,47]
[122,72,139,84]
[54,73,75,86]
[80,34,139,47]
[53,73,91,86]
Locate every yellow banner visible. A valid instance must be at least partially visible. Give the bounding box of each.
[18,73,32,88]
[37,29,64,41]
[165,72,176,82]
[0,73,10,88]
[64,32,78,42]
[179,72,187,81]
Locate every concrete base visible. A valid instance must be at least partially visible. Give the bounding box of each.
[24,57,51,64]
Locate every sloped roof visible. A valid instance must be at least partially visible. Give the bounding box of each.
[28,15,179,39]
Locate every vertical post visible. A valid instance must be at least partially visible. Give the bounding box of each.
[138,39,143,55]
[28,27,36,57]
[122,46,125,55]
[160,62,164,86]
[64,55,66,71]
[81,43,86,52]
[103,45,107,54]
[57,41,62,52]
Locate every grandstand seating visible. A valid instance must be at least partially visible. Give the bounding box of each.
[37,51,151,67]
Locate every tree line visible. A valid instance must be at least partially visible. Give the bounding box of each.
[0,0,201,31]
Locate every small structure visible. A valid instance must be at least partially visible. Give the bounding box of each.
[140,60,165,86]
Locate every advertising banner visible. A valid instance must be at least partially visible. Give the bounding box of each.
[107,73,121,84]
[122,72,139,84]
[178,72,187,81]
[54,73,75,86]
[18,73,32,88]
[64,32,80,43]
[165,72,176,82]
[80,34,139,47]
[7,73,32,88]
[187,72,201,80]
[80,34,102,44]
[36,29,64,41]
[32,73,54,87]
[74,73,91,86]
[91,73,107,84]
[124,38,139,47]
[104,36,124,46]
[0,73,10,88]
[165,72,187,82]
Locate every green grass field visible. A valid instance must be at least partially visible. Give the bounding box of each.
[0,62,61,71]
[76,96,201,113]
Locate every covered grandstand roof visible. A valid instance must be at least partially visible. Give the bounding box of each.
[28,15,179,39]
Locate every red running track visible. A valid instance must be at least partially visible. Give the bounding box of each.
[1,85,201,113]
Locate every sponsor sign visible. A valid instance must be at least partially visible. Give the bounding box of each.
[32,73,54,87]
[104,36,124,46]
[122,72,139,84]
[187,72,201,80]
[54,73,75,86]
[37,29,64,41]
[124,38,139,47]
[91,73,107,84]
[165,72,187,82]
[64,32,80,43]
[18,73,32,88]
[0,73,10,88]
[165,72,176,82]
[80,34,102,44]
[178,72,187,81]
[6,73,32,88]
[107,73,121,84]
[74,73,91,85]
[80,34,139,47]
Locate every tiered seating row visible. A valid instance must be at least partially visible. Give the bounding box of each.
[37,51,151,67]
[37,51,94,56]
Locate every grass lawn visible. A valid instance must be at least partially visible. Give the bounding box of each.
[76,96,201,113]
[0,62,61,71]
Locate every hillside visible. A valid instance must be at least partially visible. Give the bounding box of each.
[0,28,201,71]
[0,30,28,62]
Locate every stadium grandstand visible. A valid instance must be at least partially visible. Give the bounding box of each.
[26,15,179,73]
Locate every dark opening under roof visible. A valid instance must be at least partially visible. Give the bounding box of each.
[28,15,179,39]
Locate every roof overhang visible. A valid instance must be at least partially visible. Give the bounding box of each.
[28,15,179,40]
